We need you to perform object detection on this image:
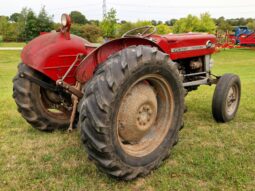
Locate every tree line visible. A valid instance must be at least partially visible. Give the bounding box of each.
[0,7,254,43]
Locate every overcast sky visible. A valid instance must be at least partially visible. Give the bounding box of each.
[0,0,255,22]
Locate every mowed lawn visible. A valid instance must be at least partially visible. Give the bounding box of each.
[0,48,254,191]
[0,42,26,47]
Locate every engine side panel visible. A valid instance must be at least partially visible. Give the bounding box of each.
[152,33,216,60]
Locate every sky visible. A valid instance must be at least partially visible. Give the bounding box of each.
[0,0,255,22]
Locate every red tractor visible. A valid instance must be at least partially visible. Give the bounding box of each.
[13,14,241,180]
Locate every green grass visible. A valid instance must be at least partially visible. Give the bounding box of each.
[0,49,254,191]
[0,42,26,47]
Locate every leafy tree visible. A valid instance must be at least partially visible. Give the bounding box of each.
[89,20,100,26]
[116,21,134,37]
[70,11,88,24]
[227,18,247,26]
[0,16,9,20]
[197,13,216,33]
[173,13,216,33]
[170,19,178,26]
[37,6,54,33]
[23,10,39,41]
[120,20,127,24]
[165,20,178,26]
[214,16,232,32]
[16,7,54,42]
[81,24,102,42]
[71,24,102,42]
[0,16,9,36]
[156,23,172,34]
[218,19,232,32]
[70,24,83,37]
[246,18,254,25]
[151,20,157,26]
[247,20,255,30]
[134,20,152,28]
[215,16,225,25]
[173,14,200,33]
[0,17,10,39]
[16,8,29,41]
[4,23,18,41]
[0,16,19,41]
[151,20,163,26]
[100,8,118,38]
[9,13,22,22]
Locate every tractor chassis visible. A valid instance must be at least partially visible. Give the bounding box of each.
[20,52,220,132]
[183,73,219,87]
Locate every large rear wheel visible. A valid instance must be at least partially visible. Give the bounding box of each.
[13,63,72,131]
[79,46,184,180]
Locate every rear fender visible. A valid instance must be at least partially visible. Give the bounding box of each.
[21,32,93,85]
[76,37,163,83]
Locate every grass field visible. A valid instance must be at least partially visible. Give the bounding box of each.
[0,42,26,47]
[0,48,254,191]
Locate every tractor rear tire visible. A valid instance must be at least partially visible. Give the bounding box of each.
[13,63,72,131]
[79,46,184,180]
[212,74,241,122]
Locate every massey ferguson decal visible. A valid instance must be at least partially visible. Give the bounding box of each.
[171,43,215,53]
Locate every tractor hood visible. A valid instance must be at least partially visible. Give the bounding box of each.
[152,33,216,60]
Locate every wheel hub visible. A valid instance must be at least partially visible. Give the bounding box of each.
[118,82,157,144]
[226,86,238,115]
[137,104,153,128]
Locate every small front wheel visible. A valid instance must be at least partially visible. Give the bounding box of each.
[212,74,241,122]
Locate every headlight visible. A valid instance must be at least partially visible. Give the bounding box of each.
[61,14,68,27]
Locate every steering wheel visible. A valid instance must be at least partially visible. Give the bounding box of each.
[122,26,157,38]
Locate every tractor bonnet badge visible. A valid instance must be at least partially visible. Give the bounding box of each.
[171,41,215,53]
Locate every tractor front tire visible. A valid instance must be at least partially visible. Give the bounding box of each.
[79,46,184,180]
[212,74,241,122]
[13,63,72,131]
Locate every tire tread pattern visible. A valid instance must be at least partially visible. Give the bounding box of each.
[79,45,184,180]
[13,63,70,131]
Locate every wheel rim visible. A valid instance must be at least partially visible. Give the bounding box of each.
[117,74,174,157]
[225,84,239,116]
[40,88,71,120]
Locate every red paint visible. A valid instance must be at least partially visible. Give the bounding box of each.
[152,33,216,60]
[76,37,163,82]
[21,32,94,84]
[21,31,216,86]
[77,33,216,83]
[239,32,255,46]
